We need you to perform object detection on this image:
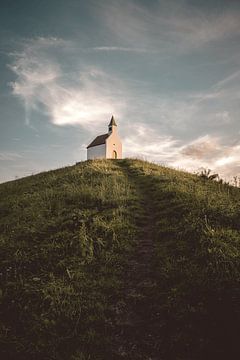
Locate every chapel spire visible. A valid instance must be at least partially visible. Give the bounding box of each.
[108,115,117,133]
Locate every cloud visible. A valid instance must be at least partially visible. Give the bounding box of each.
[0,152,22,161]
[192,70,240,106]
[97,0,240,54]
[123,126,240,179]
[123,123,179,161]
[174,136,240,178]
[50,69,124,128]
[214,70,240,90]
[214,111,231,125]
[89,46,154,53]
[181,135,221,160]
[9,37,125,130]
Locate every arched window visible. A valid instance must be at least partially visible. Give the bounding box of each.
[113,150,117,159]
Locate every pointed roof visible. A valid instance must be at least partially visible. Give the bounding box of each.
[87,116,118,149]
[108,115,117,127]
[87,133,109,149]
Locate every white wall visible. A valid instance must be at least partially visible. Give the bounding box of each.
[87,144,106,160]
[106,131,122,159]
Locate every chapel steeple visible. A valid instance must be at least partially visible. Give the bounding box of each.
[108,115,117,133]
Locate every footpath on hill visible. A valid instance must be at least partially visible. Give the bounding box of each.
[110,160,160,359]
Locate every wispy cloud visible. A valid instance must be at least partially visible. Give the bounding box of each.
[214,70,240,89]
[0,152,22,161]
[9,37,125,130]
[89,46,158,54]
[95,0,240,55]
[181,135,222,160]
[123,123,179,161]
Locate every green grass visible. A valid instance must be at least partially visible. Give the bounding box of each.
[0,160,137,359]
[0,159,239,359]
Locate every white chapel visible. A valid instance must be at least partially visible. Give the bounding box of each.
[87,116,122,160]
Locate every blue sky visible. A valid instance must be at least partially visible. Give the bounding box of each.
[1,0,240,182]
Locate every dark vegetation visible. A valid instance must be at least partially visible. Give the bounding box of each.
[198,168,219,181]
[0,159,239,359]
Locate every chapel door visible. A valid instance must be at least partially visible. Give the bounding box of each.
[113,150,117,159]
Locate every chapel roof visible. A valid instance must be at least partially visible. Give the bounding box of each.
[87,133,109,149]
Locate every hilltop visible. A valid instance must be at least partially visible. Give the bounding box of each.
[0,159,239,360]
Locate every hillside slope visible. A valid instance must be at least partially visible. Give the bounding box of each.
[0,159,239,360]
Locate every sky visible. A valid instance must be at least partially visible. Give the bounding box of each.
[1,0,240,183]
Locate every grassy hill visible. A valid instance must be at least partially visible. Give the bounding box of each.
[0,159,239,360]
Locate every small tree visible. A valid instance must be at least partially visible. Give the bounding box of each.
[199,168,219,181]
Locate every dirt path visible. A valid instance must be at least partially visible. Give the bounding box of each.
[111,160,161,359]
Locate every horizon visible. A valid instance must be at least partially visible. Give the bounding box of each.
[1,0,240,183]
